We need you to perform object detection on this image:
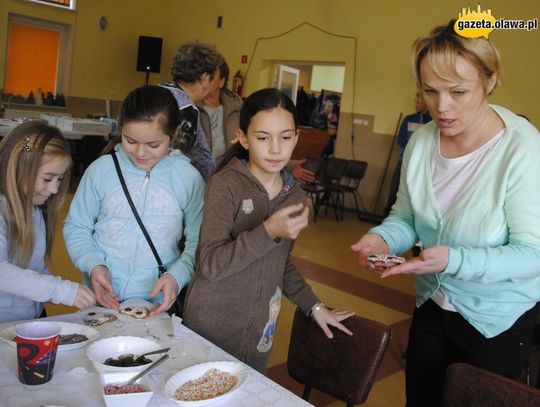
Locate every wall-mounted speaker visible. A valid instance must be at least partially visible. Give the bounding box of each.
[136,36,162,73]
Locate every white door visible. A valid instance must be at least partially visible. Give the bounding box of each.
[274,64,300,104]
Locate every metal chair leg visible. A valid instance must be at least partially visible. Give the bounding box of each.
[352,191,361,219]
[302,386,311,400]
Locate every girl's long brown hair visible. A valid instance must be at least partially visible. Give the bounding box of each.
[0,121,71,267]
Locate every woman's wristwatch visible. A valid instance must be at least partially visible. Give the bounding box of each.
[309,302,325,317]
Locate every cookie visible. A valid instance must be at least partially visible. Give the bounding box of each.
[119,306,149,319]
[59,333,89,345]
[83,311,117,326]
[367,254,406,265]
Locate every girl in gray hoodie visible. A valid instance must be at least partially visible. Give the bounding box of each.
[183,88,354,373]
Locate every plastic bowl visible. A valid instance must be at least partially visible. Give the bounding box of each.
[87,336,161,373]
[101,371,154,407]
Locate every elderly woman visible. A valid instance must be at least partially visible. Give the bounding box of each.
[352,20,540,406]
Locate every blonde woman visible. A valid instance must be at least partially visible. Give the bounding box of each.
[352,20,540,406]
[0,121,95,323]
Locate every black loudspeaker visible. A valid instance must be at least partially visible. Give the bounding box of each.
[136,36,162,73]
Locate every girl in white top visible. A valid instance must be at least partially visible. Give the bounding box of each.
[0,121,95,323]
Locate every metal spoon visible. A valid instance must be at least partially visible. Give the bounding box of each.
[125,353,170,386]
[119,347,171,360]
[138,347,171,358]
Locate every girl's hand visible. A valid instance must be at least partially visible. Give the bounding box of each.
[264,203,309,240]
[351,233,389,269]
[73,285,96,310]
[312,305,355,338]
[90,265,119,310]
[379,245,449,278]
[149,274,179,316]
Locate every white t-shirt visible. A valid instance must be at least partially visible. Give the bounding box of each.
[431,129,504,311]
[203,105,226,160]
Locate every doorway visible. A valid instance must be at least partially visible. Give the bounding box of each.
[272,61,344,128]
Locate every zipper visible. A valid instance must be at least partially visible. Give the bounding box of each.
[119,169,152,301]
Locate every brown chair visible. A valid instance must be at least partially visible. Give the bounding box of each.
[441,362,540,407]
[287,307,391,406]
[301,157,325,218]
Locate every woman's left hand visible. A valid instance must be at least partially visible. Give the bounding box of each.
[379,245,450,278]
[148,274,179,316]
[312,306,355,338]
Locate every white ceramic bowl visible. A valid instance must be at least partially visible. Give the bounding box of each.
[101,371,154,407]
[164,361,248,406]
[87,336,161,373]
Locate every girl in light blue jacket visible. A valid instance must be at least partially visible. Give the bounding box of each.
[64,85,204,316]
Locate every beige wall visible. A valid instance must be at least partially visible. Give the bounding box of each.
[1,0,538,214]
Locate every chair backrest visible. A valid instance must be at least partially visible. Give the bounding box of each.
[441,363,540,407]
[342,160,368,189]
[322,157,348,185]
[287,307,391,405]
[303,156,324,178]
[80,135,107,166]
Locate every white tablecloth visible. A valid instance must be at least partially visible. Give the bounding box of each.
[0,308,313,407]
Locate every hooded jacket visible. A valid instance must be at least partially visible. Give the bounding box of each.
[183,158,318,372]
[64,145,204,303]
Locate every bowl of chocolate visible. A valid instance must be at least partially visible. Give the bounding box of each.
[87,336,162,373]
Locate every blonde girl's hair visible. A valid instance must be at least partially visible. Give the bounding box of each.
[412,19,501,95]
[0,121,71,267]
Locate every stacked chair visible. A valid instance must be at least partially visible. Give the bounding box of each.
[301,157,368,222]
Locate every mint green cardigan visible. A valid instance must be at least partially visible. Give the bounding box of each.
[372,105,540,338]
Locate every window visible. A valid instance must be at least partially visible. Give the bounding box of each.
[4,14,73,98]
[24,0,76,10]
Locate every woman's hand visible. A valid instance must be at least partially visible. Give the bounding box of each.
[379,245,449,278]
[73,285,96,310]
[148,274,179,316]
[264,203,309,240]
[312,305,355,338]
[351,233,389,268]
[90,265,119,309]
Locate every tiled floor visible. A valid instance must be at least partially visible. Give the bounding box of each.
[46,195,416,406]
